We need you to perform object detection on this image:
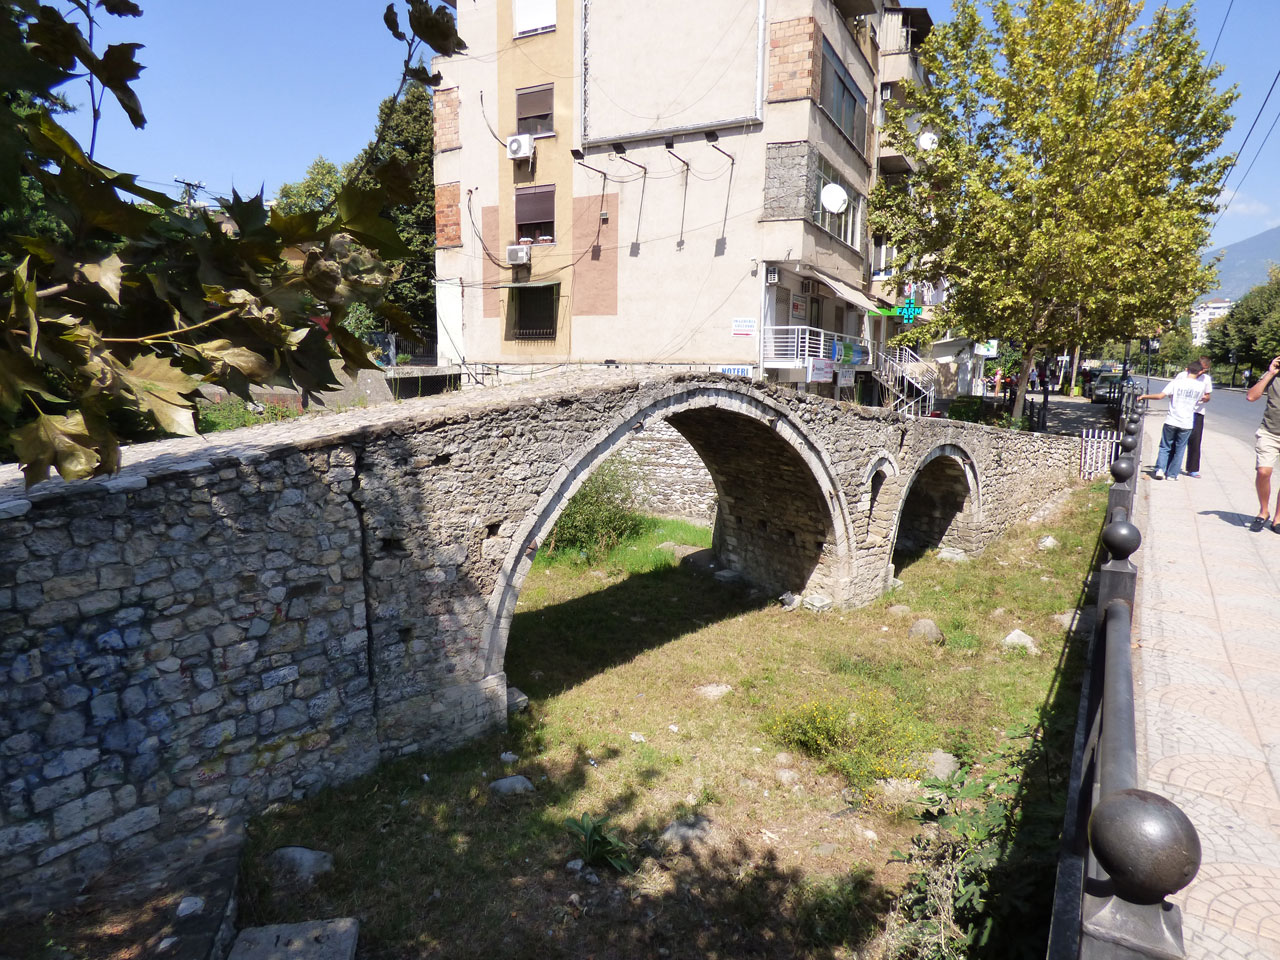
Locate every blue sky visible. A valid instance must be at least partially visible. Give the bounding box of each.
[66,1,1278,251]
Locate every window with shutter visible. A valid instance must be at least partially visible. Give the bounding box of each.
[513,0,555,37]
[515,184,556,242]
[516,84,554,137]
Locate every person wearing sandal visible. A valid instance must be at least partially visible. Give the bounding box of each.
[1246,355,1280,533]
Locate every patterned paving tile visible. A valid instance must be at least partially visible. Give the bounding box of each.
[1177,862,1280,952]
[1147,754,1280,809]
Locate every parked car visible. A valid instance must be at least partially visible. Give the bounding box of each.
[1090,372,1136,404]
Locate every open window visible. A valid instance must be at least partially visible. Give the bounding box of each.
[509,281,560,340]
[515,184,555,243]
[513,0,555,37]
[516,84,554,137]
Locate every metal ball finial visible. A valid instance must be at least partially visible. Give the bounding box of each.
[1127,414,1141,427]
[1124,421,1139,436]
[1089,789,1201,904]
[1110,457,1135,483]
[1120,434,1138,452]
[1102,520,1141,560]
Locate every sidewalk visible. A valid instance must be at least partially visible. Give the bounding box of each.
[1133,413,1280,960]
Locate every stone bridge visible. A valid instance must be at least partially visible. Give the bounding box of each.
[0,373,1079,914]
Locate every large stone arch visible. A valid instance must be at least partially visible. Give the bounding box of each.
[887,443,984,563]
[481,383,856,676]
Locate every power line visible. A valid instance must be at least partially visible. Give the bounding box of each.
[1207,0,1233,64]
[1214,65,1280,225]
[1217,106,1280,227]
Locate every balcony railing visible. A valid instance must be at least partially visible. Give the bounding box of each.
[762,326,873,367]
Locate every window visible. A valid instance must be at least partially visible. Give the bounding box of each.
[872,235,895,275]
[515,184,555,242]
[811,156,865,251]
[820,40,869,154]
[516,83,554,137]
[512,283,559,340]
[513,0,555,37]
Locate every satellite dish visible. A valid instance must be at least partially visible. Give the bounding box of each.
[819,183,849,215]
[917,131,939,152]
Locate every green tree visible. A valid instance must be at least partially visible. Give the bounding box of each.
[350,82,437,352]
[1205,266,1280,372]
[274,156,348,216]
[0,0,464,484]
[870,0,1236,417]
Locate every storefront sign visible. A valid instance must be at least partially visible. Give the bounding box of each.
[830,341,869,365]
[731,317,755,337]
[790,294,807,322]
[806,357,835,382]
[975,339,999,358]
[836,365,856,387]
[718,365,753,377]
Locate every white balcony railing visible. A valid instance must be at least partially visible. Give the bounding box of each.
[762,326,874,367]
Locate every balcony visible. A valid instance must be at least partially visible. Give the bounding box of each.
[762,326,874,368]
[831,0,877,16]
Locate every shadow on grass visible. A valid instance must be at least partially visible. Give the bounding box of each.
[505,564,769,699]
[238,735,891,960]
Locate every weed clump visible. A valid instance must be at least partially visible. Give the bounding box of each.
[765,694,923,792]
[197,396,302,433]
[545,460,649,561]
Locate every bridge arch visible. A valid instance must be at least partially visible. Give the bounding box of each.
[482,382,856,676]
[887,443,984,564]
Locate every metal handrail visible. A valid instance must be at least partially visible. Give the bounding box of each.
[874,345,937,416]
[1047,400,1203,959]
[761,325,873,365]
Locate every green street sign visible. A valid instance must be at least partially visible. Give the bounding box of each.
[867,296,922,323]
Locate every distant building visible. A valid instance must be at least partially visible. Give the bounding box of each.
[1190,297,1231,346]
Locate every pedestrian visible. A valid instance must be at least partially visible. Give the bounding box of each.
[1182,355,1214,477]
[1137,359,1211,480]
[1029,366,1039,392]
[1246,355,1280,532]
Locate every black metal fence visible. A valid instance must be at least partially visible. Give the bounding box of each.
[1047,389,1203,959]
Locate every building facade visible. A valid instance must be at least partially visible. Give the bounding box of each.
[432,0,937,408]
[1190,297,1231,347]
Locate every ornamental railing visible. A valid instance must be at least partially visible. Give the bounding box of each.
[760,325,873,366]
[1047,403,1203,959]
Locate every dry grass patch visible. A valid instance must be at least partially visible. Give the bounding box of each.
[224,487,1105,959]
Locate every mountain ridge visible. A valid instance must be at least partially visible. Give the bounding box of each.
[1201,224,1280,302]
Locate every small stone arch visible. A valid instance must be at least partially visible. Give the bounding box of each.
[889,443,983,564]
[481,383,857,677]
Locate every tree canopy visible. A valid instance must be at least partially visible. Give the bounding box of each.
[274,157,350,217]
[870,0,1236,415]
[0,0,463,485]
[1205,266,1280,371]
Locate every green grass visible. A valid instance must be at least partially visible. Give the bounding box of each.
[196,396,303,433]
[221,484,1104,959]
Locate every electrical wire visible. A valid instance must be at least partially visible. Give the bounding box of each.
[1213,64,1280,225]
[1206,0,1233,64]
[1215,105,1280,229]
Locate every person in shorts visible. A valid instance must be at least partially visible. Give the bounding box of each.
[1246,355,1280,532]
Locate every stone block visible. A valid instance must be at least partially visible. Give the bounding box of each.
[46,711,87,746]
[228,918,358,960]
[262,665,299,689]
[43,747,99,780]
[0,819,48,857]
[36,828,98,865]
[100,805,160,843]
[52,788,114,839]
[32,773,86,813]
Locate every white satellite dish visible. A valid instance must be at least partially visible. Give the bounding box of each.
[819,183,849,215]
[917,131,939,152]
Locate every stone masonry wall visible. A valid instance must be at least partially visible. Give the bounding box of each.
[435,182,462,248]
[0,373,1080,916]
[613,419,717,524]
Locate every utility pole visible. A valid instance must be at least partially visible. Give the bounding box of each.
[173,177,205,217]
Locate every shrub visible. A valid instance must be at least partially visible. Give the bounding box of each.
[545,460,646,560]
[196,396,303,433]
[563,812,634,873]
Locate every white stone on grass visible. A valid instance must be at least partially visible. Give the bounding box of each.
[888,604,911,616]
[803,594,833,612]
[908,618,944,644]
[1037,535,1060,550]
[176,896,204,917]
[695,683,732,700]
[936,547,968,563]
[500,751,519,764]
[267,846,334,886]
[506,686,529,714]
[926,750,959,780]
[489,775,534,795]
[1000,629,1040,656]
[228,918,359,960]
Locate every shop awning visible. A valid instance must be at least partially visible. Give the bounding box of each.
[496,279,561,289]
[812,271,882,313]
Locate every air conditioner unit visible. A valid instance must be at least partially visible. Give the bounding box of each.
[506,244,531,265]
[800,279,814,294]
[506,134,535,160]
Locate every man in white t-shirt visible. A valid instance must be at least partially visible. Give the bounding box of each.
[1182,354,1213,477]
[1137,359,1211,480]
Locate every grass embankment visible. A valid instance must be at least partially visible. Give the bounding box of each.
[232,484,1105,959]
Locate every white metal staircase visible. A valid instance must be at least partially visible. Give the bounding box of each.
[873,345,938,416]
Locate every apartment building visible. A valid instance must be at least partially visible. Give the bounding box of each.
[1190,297,1231,346]
[432,0,937,409]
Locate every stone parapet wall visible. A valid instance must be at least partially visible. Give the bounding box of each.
[613,420,716,524]
[0,373,1080,916]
